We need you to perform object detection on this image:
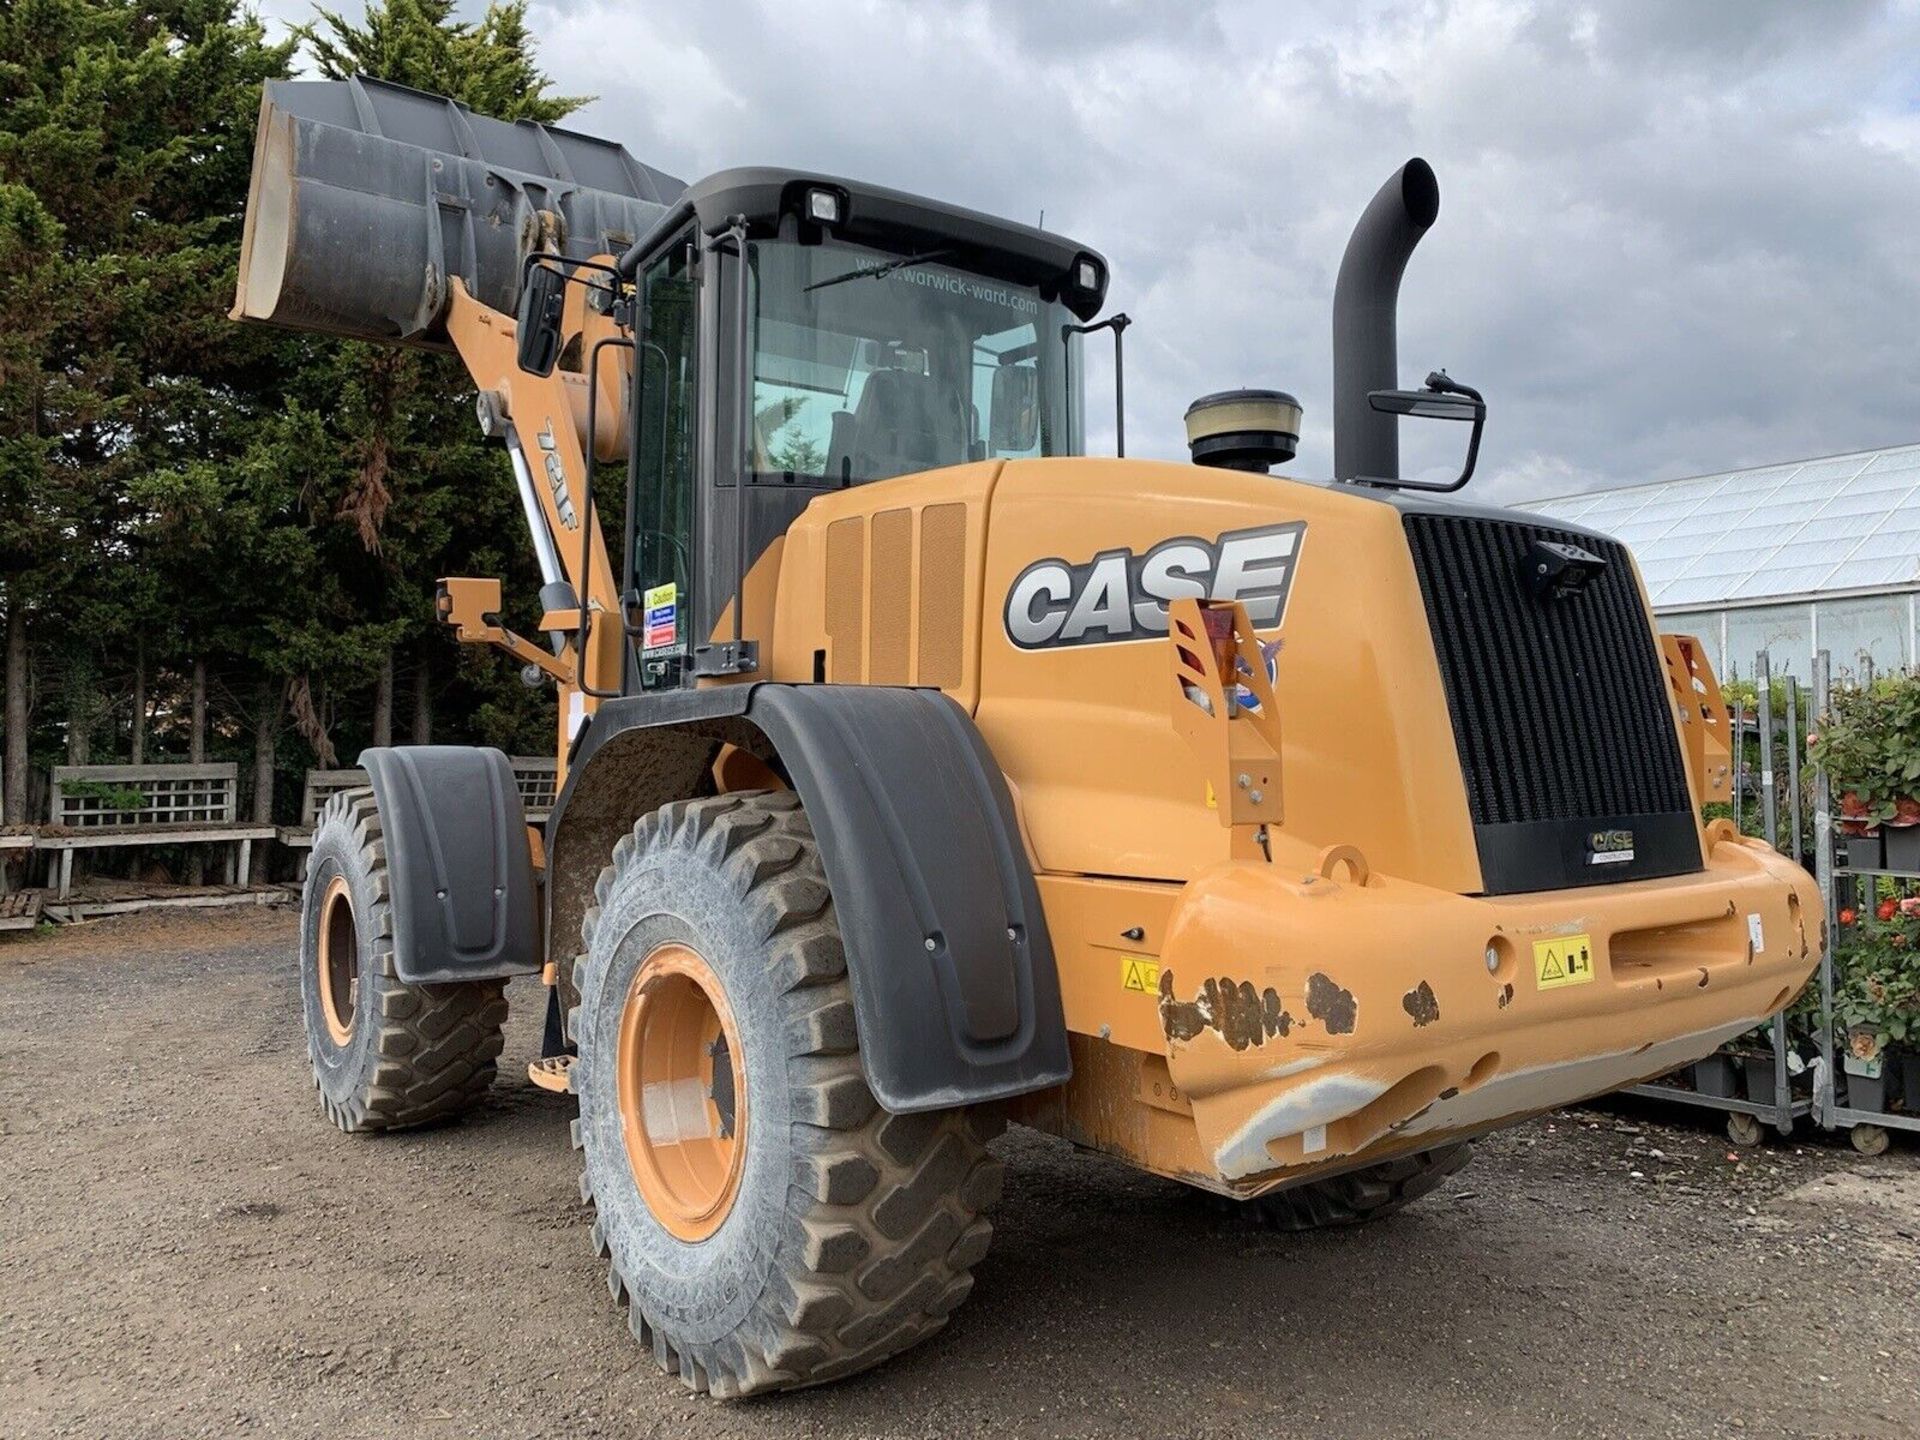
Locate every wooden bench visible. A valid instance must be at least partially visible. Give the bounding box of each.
[513,756,558,821]
[0,831,32,897]
[277,768,373,863]
[40,764,277,900]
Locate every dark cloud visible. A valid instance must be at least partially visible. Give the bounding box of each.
[260,0,1920,502]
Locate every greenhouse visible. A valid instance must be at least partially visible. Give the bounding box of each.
[1527,441,1920,683]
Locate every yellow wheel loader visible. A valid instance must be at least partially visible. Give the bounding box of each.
[236,77,1818,1396]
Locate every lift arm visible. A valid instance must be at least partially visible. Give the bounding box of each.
[440,273,635,769]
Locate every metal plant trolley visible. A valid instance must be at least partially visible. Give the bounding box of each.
[1622,648,1814,1144]
[1810,651,1920,1156]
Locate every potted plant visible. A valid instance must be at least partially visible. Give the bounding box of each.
[1736,1045,1780,1107]
[1835,942,1916,1113]
[1899,1044,1920,1113]
[1812,684,1888,867]
[1883,676,1920,870]
[1813,676,1920,872]
[1870,911,1920,1111]
[1893,1041,1920,1114]
[1690,1050,1738,1098]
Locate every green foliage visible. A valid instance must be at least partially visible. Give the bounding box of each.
[59,778,145,811]
[0,0,299,789]
[0,0,571,828]
[1827,898,1920,1067]
[1809,674,1920,823]
[1718,677,1795,714]
[298,0,587,122]
[283,0,588,762]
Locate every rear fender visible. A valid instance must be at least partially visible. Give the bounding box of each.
[359,746,542,983]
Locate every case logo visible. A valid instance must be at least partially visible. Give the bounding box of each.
[1004,522,1305,651]
[1587,829,1636,865]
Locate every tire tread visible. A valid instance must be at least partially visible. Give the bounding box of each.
[305,789,507,1133]
[1238,1143,1471,1231]
[573,790,1002,1397]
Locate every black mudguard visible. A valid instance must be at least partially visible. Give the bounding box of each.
[360,746,541,984]
[550,686,1070,1113]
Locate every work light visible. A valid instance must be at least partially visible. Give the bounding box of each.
[806,188,840,225]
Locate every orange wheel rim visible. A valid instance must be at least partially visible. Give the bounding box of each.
[315,875,358,1046]
[616,942,748,1242]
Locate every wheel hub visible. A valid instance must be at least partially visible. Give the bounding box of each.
[616,942,749,1241]
[315,875,358,1045]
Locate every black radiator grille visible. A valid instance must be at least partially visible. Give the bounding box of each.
[1403,514,1692,831]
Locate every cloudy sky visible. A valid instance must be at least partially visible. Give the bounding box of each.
[261,0,1920,503]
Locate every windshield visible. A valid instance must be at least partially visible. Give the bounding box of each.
[747,238,1082,486]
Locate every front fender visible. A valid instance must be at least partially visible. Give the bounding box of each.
[547,685,1071,1113]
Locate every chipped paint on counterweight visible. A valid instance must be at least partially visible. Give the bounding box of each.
[1158,970,1295,1049]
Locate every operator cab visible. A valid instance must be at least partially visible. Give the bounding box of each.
[597,169,1110,690]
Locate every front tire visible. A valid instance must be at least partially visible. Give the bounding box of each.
[298,789,508,1131]
[571,790,1004,1397]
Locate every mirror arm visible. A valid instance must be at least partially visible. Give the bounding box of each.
[1063,313,1131,456]
[517,252,626,291]
[1355,370,1486,494]
[1419,371,1484,492]
[576,334,637,700]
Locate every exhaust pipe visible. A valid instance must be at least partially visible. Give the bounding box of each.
[231,76,682,348]
[1331,159,1439,483]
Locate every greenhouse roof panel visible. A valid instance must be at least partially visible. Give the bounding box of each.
[1526,441,1920,607]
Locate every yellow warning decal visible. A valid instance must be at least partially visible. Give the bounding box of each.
[1533,934,1597,990]
[1121,958,1161,995]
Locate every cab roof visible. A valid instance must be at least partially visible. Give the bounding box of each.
[626,166,1111,320]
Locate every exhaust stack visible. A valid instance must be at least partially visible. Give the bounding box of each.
[1331,159,1439,483]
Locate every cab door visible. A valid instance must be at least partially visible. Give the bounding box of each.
[631,232,699,691]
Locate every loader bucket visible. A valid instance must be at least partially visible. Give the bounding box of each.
[232,76,684,348]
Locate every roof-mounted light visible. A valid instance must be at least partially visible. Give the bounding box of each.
[806,187,841,225]
[1076,258,1100,291]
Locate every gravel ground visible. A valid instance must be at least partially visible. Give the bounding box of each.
[2,909,1916,1440]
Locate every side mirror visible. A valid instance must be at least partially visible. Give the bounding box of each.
[516,261,567,376]
[988,363,1040,452]
[1362,370,1485,493]
[1368,387,1479,421]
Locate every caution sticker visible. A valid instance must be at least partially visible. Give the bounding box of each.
[1121,958,1161,995]
[642,581,678,653]
[1533,934,1597,990]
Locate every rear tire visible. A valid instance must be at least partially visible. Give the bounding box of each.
[298,789,508,1132]
[570,790,1004,1397]
[1238,1143,1471,1230]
